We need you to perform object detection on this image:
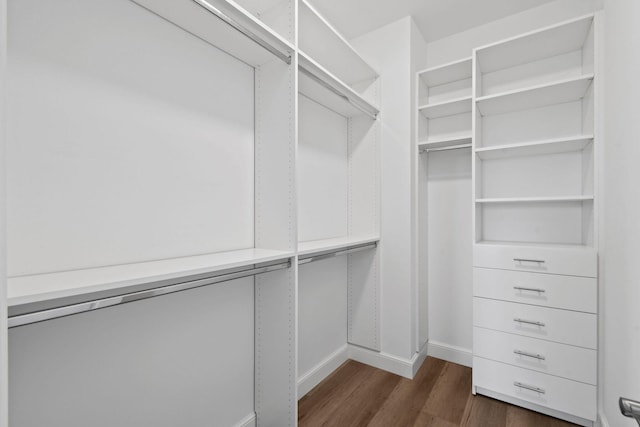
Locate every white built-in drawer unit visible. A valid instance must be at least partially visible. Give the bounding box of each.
[474,297,597,349]
[474,243,597,277]
[472,13,599,426]
[474,268,597,312]
[474,327,597,384]
[473,357,597,421]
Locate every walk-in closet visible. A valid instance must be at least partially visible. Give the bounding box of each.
[1,0,639,426]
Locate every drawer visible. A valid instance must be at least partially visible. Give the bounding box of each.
[473,298,597,349]
[474,243,597,277]
[474,327,597,384]
[474,268,597,313]
[473,357,597,421]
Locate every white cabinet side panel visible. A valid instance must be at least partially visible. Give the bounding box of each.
[255,268,296,427]
[0,0,7,425]
[426,148,473,355]
[7,0,255,276]
[298,95,348,242]
[255,58,296,251]
[9,277,255,427]
[298,256,347,377]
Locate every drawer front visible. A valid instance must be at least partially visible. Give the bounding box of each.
[474,327,597,384]
[474,268,597,313]
[474,243,597,277]
[473,357,597,421]
[473,298,597,349]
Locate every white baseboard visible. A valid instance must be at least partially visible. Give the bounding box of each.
[347,344,426,379]
[597,412,610,427]
[297,344,349,398]
[233,413,256,427]
[412,341,430,377]
[427,340,472,367]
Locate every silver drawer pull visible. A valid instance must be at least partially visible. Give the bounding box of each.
[513,318,545,327]
[514,381,546,394]
[513,286,546,293]
[513,258,545,264]
[514,349,546,360]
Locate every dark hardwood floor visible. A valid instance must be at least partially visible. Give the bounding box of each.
[298,357,578,427]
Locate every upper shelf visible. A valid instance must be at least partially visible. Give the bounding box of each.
[419,96,472,119]
[476,74,593,116]
[298,52,379,119]
[475,14,594,74]
[132,0,295,67]
[8,248,294,308]
[298,0,378,87]
[419,134,473,150]
[298,235,379,257]
[418,57,473,88]
[475,135,594,160]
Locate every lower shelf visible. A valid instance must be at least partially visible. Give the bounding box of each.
[298,235,379,257]
[9,247,294,307]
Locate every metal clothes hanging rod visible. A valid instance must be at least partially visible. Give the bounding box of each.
[8,260,291,328]
[299,64,379,120]
[192,0,292,64]
[419,143,472,154]
[298,242,378,265]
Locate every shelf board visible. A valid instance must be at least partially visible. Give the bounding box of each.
[476,14,594,73]
[476,74,594,116]
[132,0,295,67]
[418,134,473,150]
[299,0,378,86]
[475,240,596,251]
[298,51,379,119]
[298,235,379,257]
[418,57,472,88]
[8,248,294,307]
[476,195,594,204]
[419,96,472,119]
[475,135,594,160]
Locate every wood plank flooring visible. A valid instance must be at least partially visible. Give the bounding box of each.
[298,357,578,427]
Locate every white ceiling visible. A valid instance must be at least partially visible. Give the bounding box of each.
[307,0,557,42]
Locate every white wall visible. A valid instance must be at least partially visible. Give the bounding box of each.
[600,0,640,425]
[425,149,473,365]
[352,17,421,362]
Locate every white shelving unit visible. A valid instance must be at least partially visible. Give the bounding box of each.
[296,0,381,398]
[417,57,473,149]
[472,14,600,426]
[5,0,298,426]
[415,57,474,357]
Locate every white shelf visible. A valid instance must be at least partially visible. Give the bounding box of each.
[298,51,379,119]
[8,248,294,306]
[476,195,594,204]
[131,0,295,67]
[476,14,594,73]
[475,135,594,160]
[475,240,595,251]
[419,96,472,119]
[418,57,472,87]
[298,235,379,257]
[298,0,378,86]
[418,134,473,150]
[476,74,594,116]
